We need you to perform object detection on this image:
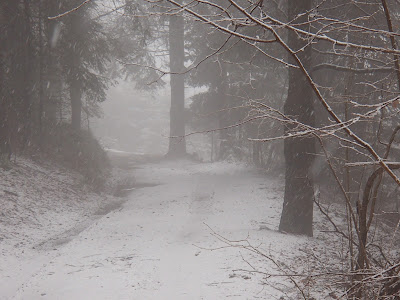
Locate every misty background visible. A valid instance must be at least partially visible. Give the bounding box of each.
[1,0,400,298]
[92,82,210,159]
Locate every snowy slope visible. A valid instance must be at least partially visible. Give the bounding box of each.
[0,158,124,298]
[1,159,345,299]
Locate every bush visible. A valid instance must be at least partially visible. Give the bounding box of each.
[46,123,111,188]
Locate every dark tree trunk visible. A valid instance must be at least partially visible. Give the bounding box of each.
[0,1,19,158]
[279,0,315,237]
[38,0,44,143]
[167,10,186,157]
[21,0,34,149]
[0,34,6,157]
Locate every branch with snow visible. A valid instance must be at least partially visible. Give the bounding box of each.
[48,0,92,20]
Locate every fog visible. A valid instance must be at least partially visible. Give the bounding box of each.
[92,82,170,154]
[93,81,211,160]
[1,0,400,299]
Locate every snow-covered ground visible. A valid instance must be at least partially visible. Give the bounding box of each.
[1,158,345,299]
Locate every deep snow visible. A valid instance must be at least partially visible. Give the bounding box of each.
[1,158,346,299]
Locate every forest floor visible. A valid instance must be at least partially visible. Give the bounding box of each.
[0,154,349,300]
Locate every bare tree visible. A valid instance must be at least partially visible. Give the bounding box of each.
[152,0,400,297]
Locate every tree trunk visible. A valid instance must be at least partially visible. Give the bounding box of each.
[0,33,6,158]
[167,10,186,158]
[21,0,33,149]
[0,1,19,158]
[0,4,5,156]
[216,65,229,160]
[279,0,315,237]
[38,0,44,144]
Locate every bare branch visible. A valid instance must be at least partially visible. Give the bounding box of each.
[48,0,92,20]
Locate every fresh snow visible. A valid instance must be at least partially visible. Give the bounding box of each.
[1,158,344,299]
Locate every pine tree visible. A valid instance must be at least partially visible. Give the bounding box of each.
[58,0,110,130]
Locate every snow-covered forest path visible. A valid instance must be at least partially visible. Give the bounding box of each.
[4,160,319,300]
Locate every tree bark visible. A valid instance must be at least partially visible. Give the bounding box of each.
[167,10,186,157]
[21,0,34,149]
[38,0,44,143]
[0,30,6,157]
[0,1,19,158]
[279,0,315,237]
[0,4,5,156]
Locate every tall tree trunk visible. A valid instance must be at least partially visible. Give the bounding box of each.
[279,0,315,237]
[38,0,44,144]
[0,26,5,157]
[22,0,33,149]
[0,4,5,156]
[167,9,186,157]
[0,1,19,158]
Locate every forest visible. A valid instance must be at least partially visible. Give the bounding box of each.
[1,0,400,299]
